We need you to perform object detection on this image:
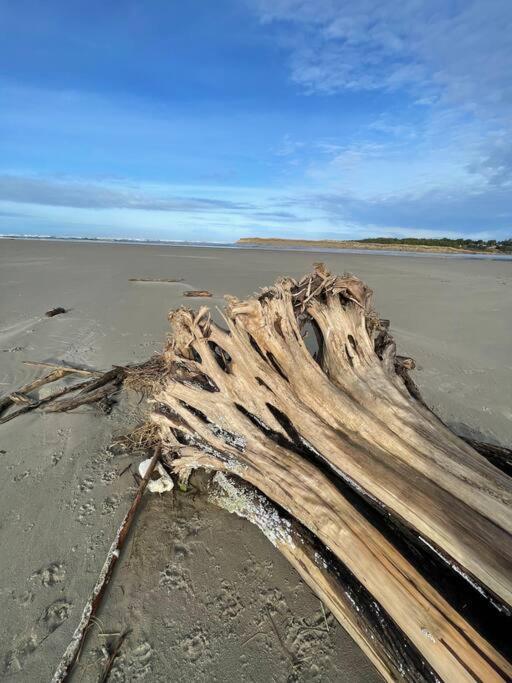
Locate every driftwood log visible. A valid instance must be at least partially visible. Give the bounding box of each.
[5,266,511,680]
[183,290,212,298]
[130,264,512,681]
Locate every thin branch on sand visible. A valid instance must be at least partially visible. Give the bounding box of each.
[51,446,161,683]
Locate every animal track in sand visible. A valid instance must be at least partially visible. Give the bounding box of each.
[108,640,153,681]
[255,586,288,615]
[180,627,212,664]
[3,600,72,675]
[51,451,63,465]
[211,580,244,620]
[3,634,38,675]
[171,543,189,561]
[101,495,120,515]
[100,469,117,484]
[13,470,30,483]
[41,599,72,633]
[159,562,192,593]
[12,590,34,607]
[79,478,94,492]
[77,500,96,525]
[31,562,66,587]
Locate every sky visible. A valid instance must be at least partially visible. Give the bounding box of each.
[1,0,511,242]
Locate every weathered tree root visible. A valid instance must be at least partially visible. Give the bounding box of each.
[140,264,512,681]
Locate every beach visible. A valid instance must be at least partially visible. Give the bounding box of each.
[1,238,511,681]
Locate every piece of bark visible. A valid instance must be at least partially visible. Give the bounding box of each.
[183,290,212,298]
[143,265,512,680]
[51,447,161,683]
[45,307,67,317]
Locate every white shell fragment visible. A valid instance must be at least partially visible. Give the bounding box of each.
[138,458,174,494]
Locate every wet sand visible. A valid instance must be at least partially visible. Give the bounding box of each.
[0,239,510,681]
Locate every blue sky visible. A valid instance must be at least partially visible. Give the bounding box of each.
[1,0,511,241]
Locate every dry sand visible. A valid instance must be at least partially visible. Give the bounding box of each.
[0,239,510,681]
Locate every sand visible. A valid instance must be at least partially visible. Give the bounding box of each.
[0,239,510,681]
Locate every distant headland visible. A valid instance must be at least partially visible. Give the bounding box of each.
[237,236,512,255]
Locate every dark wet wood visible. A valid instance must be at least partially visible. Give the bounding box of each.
[45,307,67,317]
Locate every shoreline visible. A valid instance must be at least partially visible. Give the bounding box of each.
[2,235,512,260]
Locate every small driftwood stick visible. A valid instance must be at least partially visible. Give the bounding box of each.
[9,392,38,406]
[22,361,102,377]
[77,367,126,395]
[98,628,132,683]
[45,307,67,317]
[51,447,161,683]
[183,290,212,298]
[129,277,184,283]
[0,369,67,415]
[44,381,122,413]
[0,378,95,424]
[44,367,126,413]
[0,366,125,422]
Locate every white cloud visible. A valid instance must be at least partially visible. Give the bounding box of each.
[250,0,512,118]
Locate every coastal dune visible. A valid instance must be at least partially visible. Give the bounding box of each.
[0,238,510,681]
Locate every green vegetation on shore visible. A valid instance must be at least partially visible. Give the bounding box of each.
[238,237,512,254]
[357,237,512,252]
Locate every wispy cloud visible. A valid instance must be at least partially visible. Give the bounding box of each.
[280,185,512,237]
[245,0,512,237]
[251,0,512,118]
[0,175,255,213]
